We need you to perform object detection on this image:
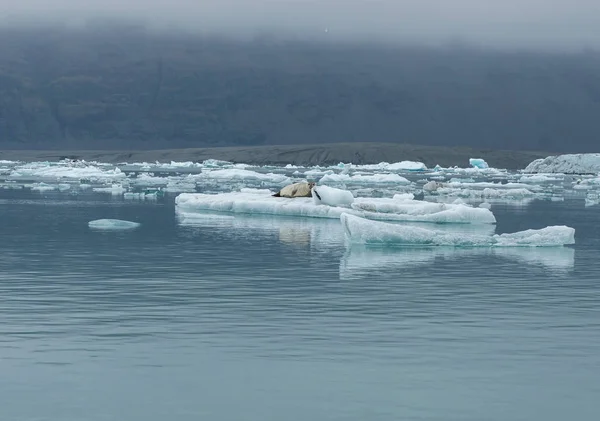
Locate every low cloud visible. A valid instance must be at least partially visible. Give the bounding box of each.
[1,0,600,50]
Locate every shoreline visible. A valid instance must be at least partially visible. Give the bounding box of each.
[0,142,550,169]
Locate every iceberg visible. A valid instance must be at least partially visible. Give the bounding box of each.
[346,161,427,171]
[88,219,141,230]
[319,173,411,185]
[469,158,489,169]
[175,190,496,224]
[312,185,354,206]
[196,169,290,184]
[340,213,575,247]
[10,161,126,182]
[524,154,600,174]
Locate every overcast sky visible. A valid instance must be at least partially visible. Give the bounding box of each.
[1,0,600,50]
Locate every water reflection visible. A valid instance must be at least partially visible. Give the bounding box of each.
[340,245,575,280]
[176,211,345,250]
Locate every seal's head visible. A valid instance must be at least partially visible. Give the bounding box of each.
[307,181,316,189]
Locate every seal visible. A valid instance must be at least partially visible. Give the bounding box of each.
[272,181,316,198]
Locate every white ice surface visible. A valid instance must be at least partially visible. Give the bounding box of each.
[319,173,411,184]
[524,154,600,174]
[175,191,496,224]
[88,219,141,230]
[345,161,427,171]
[341,213,575,247]
[312,185,355,206]
[10,161,126,181]
[196,169,290,184]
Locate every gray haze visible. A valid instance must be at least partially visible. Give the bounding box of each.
[1,0,600,50]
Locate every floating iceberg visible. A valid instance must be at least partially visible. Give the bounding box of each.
[196,169,290,184]
[319,173,411,185]
[10,161,126,182]
[88,219,141,230]
[524,154,600,174]
[312,185,354,206]
[340,213,574,247]
[469,158,489,169]
[346,161,427,171]
[175,190,496,224]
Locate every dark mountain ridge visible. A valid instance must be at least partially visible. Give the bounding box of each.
[1,23,599,153]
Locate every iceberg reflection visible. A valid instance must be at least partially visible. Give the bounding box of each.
[340,245,575,280]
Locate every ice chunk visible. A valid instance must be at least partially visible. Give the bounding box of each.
[197,169,291,184]
[340,213,574,247]
[175,191,496,224]
[350,197,496,224]
[88,219,141,230]
[348,161,427,171]
[28,182,56,192]
[319,173,411,184]
[392,193,415,201]
[469,158,489,169]
[433,187,538,199]
[312,185,354,206]
[518,174,562,183]
[524,153,600,174]
[10,161,125,182]
[93,184,127,194]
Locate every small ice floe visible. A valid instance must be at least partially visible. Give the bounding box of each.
[340,213,575,247]
[88,219,141,230]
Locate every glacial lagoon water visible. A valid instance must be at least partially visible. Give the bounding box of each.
[1,162,600,420]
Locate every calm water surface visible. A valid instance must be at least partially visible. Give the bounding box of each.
[1,190,599,420]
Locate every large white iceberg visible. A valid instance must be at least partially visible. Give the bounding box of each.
[340,213,575,247]
[174,190,496,224]
[524,154,600,174]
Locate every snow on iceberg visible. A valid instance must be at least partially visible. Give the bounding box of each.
[469,158,489,169]
[524,154,600,174]
[174,190,496,224]
[88,219,141,230]
[340,213,574,247]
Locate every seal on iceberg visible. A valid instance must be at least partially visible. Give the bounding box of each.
[272,181,316,198]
